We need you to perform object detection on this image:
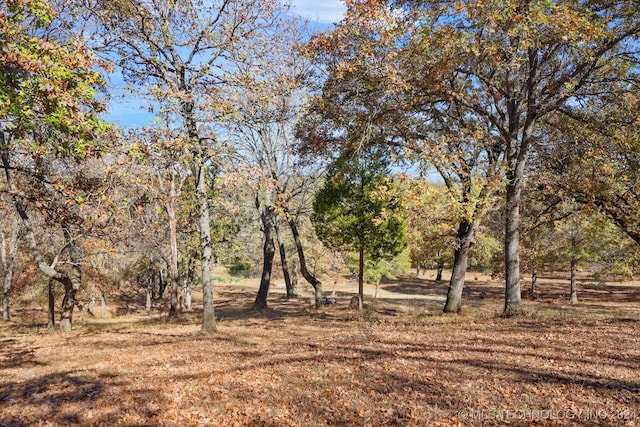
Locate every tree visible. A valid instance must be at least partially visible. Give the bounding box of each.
[220,12,324,308]
[312,148,407,310]
[299,1,505,314]
[402,179,455,278]
[95,0,296,332]
[302,0,640,315]
[0,205,21,321]
[126,124,191,317]
[1,0,109,331]
[539,92,640,247]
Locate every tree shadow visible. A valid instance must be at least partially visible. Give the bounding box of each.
[0,370,162,426]
[0,340,46,370]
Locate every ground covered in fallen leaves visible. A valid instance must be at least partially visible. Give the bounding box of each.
[1,273,639,426]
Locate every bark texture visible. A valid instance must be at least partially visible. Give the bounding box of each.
[443,220,479,313]
[197,165,216,333]
[288,217,323,307]
[255,207,276,310]
[274,221,296,298]
[569,257,578,304]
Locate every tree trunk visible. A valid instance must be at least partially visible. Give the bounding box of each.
[197,165,216,333]
[100,291,107,317]
[182,258,194,310]
[531,269,537,294]
[184,284,192,309]
[436,261,444,281]
[88,291,96,317]
[443,220,478,313]
[146,275,153,312]
[167,172,180,317]
[569,257,578,304]
[3,153,79,330]
[48,279,55,328]
[291,260,299,298]
[287,217,323,307]
[504,162,524,315]
[59,278,76,332]
[158,268,167,299]
[357,243,364,311]
[255,207,276,310]
[1,227,18,321]
[274,220,296,298]
[59,227,82,332]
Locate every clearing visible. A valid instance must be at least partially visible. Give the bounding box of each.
[1,272,639,426]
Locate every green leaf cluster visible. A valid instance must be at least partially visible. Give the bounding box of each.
[0,0,108,159]
[311,148,407,263]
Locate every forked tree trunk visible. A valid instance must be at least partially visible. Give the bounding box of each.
[443,220,479,313]
[287,217,323,307]
[255,207,276,310]
[274,220,296,298]
[569,257,578,304]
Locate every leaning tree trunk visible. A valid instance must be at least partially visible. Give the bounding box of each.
[255,207,276,310]
[443,220,479,313]
[274,220,296,298]
[569,257,578,304]
[287,217,323,307]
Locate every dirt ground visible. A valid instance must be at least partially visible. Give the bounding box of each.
[1,271,639,426]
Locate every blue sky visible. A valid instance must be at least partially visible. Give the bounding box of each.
[104,1,346,128]
[289,0,346,24]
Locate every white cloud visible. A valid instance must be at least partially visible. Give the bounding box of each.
[288,0,346,24]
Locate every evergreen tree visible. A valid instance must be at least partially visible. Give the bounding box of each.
[312,148,406,310]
